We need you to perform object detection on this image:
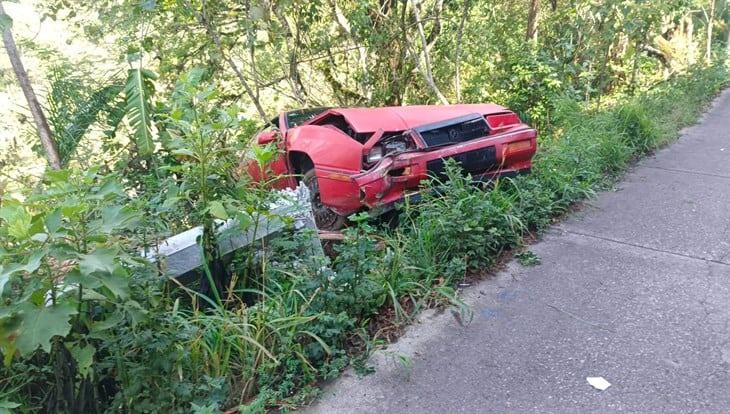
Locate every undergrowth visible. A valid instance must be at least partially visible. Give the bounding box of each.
[0,64,727,413]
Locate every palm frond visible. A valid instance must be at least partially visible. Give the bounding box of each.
[124,67,157,157]
[45,66,125,164]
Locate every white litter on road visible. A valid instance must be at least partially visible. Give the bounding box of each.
[586,376,611,391]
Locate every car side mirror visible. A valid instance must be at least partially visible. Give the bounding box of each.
[257,131,279,145]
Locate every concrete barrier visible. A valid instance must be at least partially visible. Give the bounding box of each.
[143,185,322,279]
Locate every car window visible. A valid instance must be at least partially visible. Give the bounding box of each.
[285,107,329,128]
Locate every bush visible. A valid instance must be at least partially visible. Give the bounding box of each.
[1,64,727,413]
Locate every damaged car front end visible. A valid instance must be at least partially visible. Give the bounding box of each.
[244,104,537,229]
[352,112,537,210]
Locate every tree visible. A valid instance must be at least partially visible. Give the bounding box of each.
[408,0,449,104]
[0,1,62,170]
[454,0,472,103]
[706,0,716,63]
[194,0,268,123]
[527,0,540,41]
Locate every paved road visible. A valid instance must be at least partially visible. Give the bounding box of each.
[303,89,730,414]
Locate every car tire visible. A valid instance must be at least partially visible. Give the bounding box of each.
[302,169,347,231]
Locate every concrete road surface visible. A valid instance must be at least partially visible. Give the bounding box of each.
[302,89,730,413]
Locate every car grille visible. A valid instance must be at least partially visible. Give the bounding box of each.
[415,114,489,148]
[426,146,497,179]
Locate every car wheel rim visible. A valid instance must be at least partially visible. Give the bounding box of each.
[305,172,343,230]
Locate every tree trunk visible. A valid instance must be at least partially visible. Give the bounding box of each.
[706,0,715,63]
[630,37,642,94]
[726,14,730,55]
[686,13,696,66]
[527,0,540,42]
[0,2,62,170]
[409,0,449,105]
[454,0,471,103]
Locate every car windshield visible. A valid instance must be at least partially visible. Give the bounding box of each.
[285,107,329,128]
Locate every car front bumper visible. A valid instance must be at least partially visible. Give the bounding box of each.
[350,127,537,211]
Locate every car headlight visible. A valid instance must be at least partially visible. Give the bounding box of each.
[365,134,415,165]
[366,145,384,164]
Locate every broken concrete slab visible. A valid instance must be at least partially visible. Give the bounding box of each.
[143,185,322,278]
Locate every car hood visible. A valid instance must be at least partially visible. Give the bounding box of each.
[319,104,508,133]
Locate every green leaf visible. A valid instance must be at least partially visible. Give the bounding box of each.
[67,343,95,378]
[161,196,181,210]
[89,311,123,332]
[190,403,218,414]
[100,266,130,299]
[79,248,118,275]
[60,203,85,220]
[96,205,138,234]
[54,82,125,163]
[208,201,228,220]
[0,202,32,240]
[0,399,21,414]
[45,209,62,233]
[13,301,77,356]
[90,179,124,200]
[80,288,107,301]
[0,14,12,32]
[122,299,147,326]
[171,148,195,157]
[73,251,129,299]
[0,312,20,366]
[22,250,44,274]
[0,251,45,295]
[44,169,71,183]
[30,233,48,242]
[125,67,157,156]
[235,212,253,230]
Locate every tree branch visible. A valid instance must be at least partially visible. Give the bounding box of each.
[194,0,268,123]
[454,0,471,103]
[408,0,449,104]
[1,1,62,170]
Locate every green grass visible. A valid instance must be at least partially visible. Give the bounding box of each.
[96,63,730,411]
[264,61,728,409]
[1,64,727,413]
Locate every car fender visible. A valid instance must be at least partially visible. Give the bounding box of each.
[287,125,363,171]
[286,125,364,215]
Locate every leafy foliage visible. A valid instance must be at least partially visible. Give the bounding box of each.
[1,55,727,414]
[45,66,125,165]
[124,66,158,157]
[1,0,729,412]
[0,169,155,411]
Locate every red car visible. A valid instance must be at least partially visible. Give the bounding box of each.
[244,104,537,230]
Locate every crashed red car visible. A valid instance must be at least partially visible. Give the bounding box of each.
[243,104,537,229]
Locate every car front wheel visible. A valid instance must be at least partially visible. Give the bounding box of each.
[302,169,347,231]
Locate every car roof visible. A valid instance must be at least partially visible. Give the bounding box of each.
[311,104,508,133]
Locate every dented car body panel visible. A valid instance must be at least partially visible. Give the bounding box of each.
[245,104,538,218]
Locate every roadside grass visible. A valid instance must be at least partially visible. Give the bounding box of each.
[1,64,726,413]
[382,62,728,280]
[318,62,729,388]
[160,63,730,411]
